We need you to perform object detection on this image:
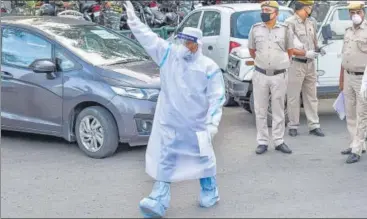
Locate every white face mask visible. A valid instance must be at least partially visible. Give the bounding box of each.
[352,14,363,25]
[178,45,195,62]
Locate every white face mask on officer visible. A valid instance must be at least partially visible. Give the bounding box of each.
[352,14,363,25]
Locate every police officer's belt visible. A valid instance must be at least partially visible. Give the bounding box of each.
[292,57,313,63]
[347,71,364,76]
[255,66,286,76]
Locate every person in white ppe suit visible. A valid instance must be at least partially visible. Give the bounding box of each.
[123,1,225,218]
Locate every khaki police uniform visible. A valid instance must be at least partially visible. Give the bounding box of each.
[248,21,294,146]
[342,19,367,156]
[285,9,320,131]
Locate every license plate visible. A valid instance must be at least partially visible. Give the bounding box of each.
[93,11,100,17]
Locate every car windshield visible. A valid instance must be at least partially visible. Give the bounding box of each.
[31,22,149,66]
[231,9,294,39]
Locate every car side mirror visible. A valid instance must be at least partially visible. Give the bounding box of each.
[321,24,332,45]
[30,59,56,74]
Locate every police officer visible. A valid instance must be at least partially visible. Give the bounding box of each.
[248,1,294,155]
[339,1,367,164]
[285,0,325,138]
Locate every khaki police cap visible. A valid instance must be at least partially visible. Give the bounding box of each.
[296,0,314,6]
[347,1,365,10]
[260,1,279,9]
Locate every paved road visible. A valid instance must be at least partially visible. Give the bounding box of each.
[1,99,367,218]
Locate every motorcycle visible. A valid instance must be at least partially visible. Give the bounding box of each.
[81,1,102,23]
[143,4,169,28]
[120,1,147,30]
[100,2,122,30]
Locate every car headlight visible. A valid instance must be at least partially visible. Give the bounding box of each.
[111,86,159,100]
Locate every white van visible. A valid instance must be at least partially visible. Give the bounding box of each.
[225,1,367,126]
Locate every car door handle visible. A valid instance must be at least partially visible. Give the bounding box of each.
[208,45,213,50]
[1,71,13,79]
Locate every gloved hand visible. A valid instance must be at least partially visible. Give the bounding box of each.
[305,50,319,59]
[123,1,137,21]
[207,124,218,140]
[360,83,367,101]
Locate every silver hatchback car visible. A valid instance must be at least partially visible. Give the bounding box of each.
[1,16,160,158]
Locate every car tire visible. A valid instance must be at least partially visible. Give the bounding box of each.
[224,91,237,107]
[75,106,119,159]
[250,92,289,128]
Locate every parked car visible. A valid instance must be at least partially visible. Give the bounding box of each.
[169,3,294,106]
[225,1,367,126]
[1,16,160,158]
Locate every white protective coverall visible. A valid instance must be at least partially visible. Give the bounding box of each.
[125,1,225,217]
[127,12,225,183]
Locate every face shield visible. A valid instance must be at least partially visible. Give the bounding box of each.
[174,32,202,61]
[176,32,201,50]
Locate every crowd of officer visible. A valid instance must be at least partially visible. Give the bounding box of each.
[248,0,367,164]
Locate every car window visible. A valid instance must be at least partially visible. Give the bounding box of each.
[231,9,293,39]
[33,23,150,66]
[177,11,202,33]
[328,7,367,40]
[2,27,52,68]
[200,11,221,37]
[55,48,76,72]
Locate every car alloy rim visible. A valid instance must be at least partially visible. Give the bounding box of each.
[79,115,104,152]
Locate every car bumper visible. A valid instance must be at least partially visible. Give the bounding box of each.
[317,86,339,99]
[223,72,250,97]
[107,95,157,146]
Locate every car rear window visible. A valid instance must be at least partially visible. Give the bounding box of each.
[231,10,293,39]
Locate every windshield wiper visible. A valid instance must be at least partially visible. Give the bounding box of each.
[104,58,145,66]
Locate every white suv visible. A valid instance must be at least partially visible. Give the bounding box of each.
[170,3,293,105]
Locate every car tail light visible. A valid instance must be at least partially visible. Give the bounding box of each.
[229,41,241,53]
[92,5,101,12]
[245,61,254,66]
[1,8,7,12]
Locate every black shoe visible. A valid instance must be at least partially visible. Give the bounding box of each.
[288,129,298,137]
[256,145,268,154]
[341,148,352,155]
[364,150,366,154]
[309,128,325,137]
[275,143,292,154]
[346,153,360,164]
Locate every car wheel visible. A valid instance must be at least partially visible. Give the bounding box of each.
[75,106,119,159]
[249,92,289,128]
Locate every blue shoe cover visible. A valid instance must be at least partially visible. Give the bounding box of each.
[139,181,171,218]
[199,176,220,208]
